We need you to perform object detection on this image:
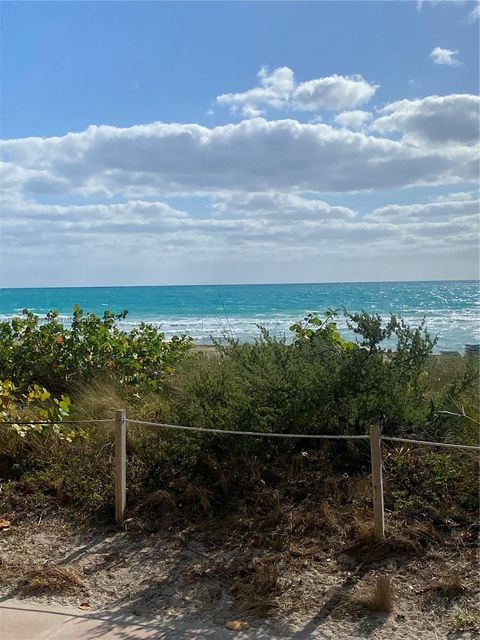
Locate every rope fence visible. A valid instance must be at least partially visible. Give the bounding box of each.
[2,410,478,540]
[126,419,480,450]
[0,419,113,425]
[126,418,371,439]
[114,411,479,540]
[381,436,480,452]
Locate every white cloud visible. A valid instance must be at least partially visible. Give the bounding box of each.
[417,1,472,14]
[372,94,480,145]
[292,74,377,111]
[212,191,357,220]
[216,67,294,117]
[258,65,295,97]
[430,46,460,65]
[2,70,479,285]
[2,189,478,286]
[2,190,477,255]
[468,3,480,22]
[366,191,480,222]
[239,104,264,119]
[334,110,372,129]
[2,114,477,202]
[434,190,478,202]
[216,67,377,116]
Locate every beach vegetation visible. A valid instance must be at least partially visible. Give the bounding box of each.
[452,608,480,632]
[0,306,192,393]
[0,307,478,525]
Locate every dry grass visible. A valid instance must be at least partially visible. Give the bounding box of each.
[341,516,448,568]
[183,483,213,515]
[357,576,393,614]
[425,574,467,599]
[143,489,176,509]
[342,532,421,566]
[70,380,126,420]
[319,500,338,529]
[1,555,25,589]
[230,555,284,614]
[1,505,479,640]
[288,507,326,536]
[19,564,85,596]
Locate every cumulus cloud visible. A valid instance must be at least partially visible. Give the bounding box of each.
[215,67,377,116]
[2,189,477,253]
[2,187,478,286]
[212,191,357,220]
[292,74,377,111]
[334,110,372,129]
[2,73,479,285]
[2,115,477,201]
[366,190,480,222]
[372,94,480,145]
[216,67,294,117]
[430,46,460,65]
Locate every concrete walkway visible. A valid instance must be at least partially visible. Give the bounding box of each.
[0,599,281,640]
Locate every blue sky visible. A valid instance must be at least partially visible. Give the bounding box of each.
[1,1,479,286]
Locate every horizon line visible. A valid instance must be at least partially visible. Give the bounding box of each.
[1,278,479,291]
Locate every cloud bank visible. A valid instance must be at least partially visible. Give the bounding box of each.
[1,67,479,285]
[2,107,478,201]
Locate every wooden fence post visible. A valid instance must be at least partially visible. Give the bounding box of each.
[370,424,385,541]
[115,409,127,525]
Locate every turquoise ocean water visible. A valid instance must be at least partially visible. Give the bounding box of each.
[0,281,479,351]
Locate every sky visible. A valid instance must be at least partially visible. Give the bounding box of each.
[0,0,479,287]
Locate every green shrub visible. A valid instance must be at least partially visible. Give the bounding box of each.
[423,355,479,446]
[18,423,116,515]
[1,309,477,523]
[384,447,478,514]
[0,378,76,479]
[0,307,192,393]
[0,379,71,432]
[169,311,437,444]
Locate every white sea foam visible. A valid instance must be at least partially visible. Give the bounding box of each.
[1,309,478,351]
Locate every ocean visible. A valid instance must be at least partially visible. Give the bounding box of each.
[0,281,479,351]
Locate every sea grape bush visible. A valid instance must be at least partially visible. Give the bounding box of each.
[289,309,354,350]
[0,306,192,393]
[0,379,80,486]
[0,378,73,439]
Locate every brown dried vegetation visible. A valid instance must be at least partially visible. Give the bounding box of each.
[19,564,85,596]
[356,576,393,614]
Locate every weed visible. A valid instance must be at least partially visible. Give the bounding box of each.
[230,555,283,614]
[452,607,480,631]
[357,575,393,614]
[426,574,466,599]
[19,564,84,596]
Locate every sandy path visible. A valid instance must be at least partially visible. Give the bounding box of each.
[1,599,284,640]
[1,516,478,639]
